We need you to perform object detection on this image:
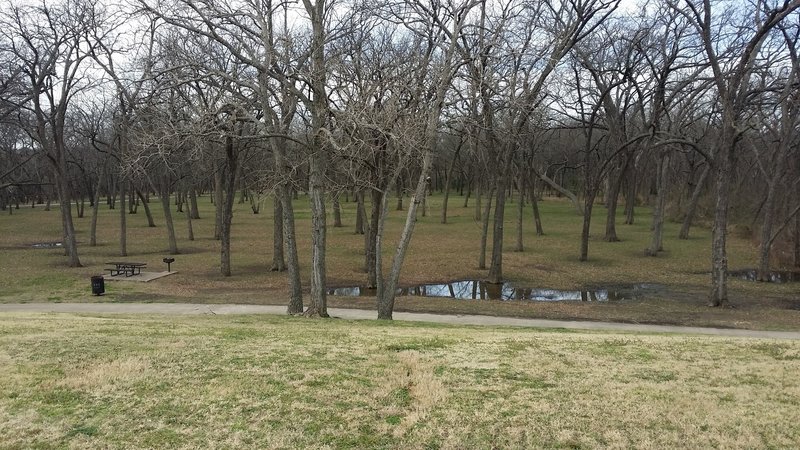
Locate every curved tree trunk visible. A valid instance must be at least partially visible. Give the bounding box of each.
[529,181,543,236]
[136,190,156,227]
[538,171,583,215]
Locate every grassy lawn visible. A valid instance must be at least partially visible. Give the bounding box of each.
[1,313,798,449]
[0,193,798,329]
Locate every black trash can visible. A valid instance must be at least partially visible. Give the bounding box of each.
[91,275,105,296]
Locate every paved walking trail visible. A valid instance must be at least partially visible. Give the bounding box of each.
[1,302,798,339]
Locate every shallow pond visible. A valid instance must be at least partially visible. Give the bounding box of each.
[328,280,661,302]
[31,242,63,249]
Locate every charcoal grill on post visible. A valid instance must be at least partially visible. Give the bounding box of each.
[163,257,175,272]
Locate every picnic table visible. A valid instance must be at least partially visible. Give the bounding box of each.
[105,261,147,277]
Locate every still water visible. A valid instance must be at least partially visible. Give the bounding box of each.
[328,280,660,302]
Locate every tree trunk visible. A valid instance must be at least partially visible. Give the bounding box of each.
[160,186,179,255]
[355,190,365,234]
[474,183,482,221]
[624,168,636,225]
[478,186,494,269]
[271,136,302,312]
[185,195,194,241]
[579,191,598,262]
[119,178,127,257]
[794,210,800,267]
[271,193,286,271]
[220,137,238,277]
[678,164,709,239]
[306,156,328,317]
[56,163,81,267]
[514,173,524,252]
[529,181,544,236]
[488,149,514,283]
[709,135,734,307]
[366,189,381,289]
[129,188,137,214]
[136,190,156,227]
[604,161,628,242]
[189,187,200,219]
[538,171,584,215]
[395,179,403,211]
[441,142,461,224]
[89,165,105,247]
[646,152,670,256]
[377,155,433,319]
[213,160,223,240]
[76,196,85,218]
[333,193,342,227]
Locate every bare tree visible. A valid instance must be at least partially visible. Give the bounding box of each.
[676,0,800,306]
[0,0,108,266]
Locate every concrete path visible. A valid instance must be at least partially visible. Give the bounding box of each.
[1,302,799,340]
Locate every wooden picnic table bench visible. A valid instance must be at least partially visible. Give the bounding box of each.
[105,261,147,277]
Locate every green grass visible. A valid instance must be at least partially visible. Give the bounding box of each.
[0,193,798,329]
[1,313,799,449]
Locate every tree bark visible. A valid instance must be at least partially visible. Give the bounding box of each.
[333,192,342,227]
[119,178,127,257]
[529,181,544,236]
[271,193,286,271]
[220,136,238,277]
[646,152,670,256]
[366,189,381,289]
[538,171,584,215]
[136,190,156,227]
[189,187,200,219]
[478,186,494,269]
[213,160,223,240]
[579,190,599,262]
[441,141,462,224]
[355,190,365,234]
[709,134,734,307]
[160,185,179,255]
[89,164,105,247]
[794,210,800,268]
[603,159,628,242]
[678,164,709,239]
[514,173,525,252]
[487,148,515,283]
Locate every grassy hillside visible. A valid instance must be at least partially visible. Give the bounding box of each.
[1,313,798,449]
